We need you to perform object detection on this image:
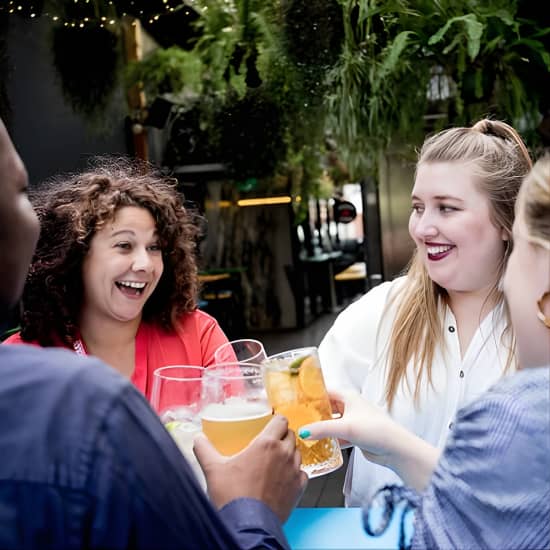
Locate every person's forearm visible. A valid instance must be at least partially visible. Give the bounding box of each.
[386,427,441,492]
[219,498,290,550]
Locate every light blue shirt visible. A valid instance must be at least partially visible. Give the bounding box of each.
[412,366,550,549]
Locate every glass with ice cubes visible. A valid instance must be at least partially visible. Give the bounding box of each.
[151,365,206,490]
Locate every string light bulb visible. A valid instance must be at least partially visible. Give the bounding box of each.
[1,0,194,27]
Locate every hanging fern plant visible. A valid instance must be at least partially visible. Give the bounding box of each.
[327,0,550,179]
[125,46,204,99]
[51,24,121,123]
[327,1,428,178]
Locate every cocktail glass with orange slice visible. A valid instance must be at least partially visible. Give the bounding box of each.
[263,347,343,477]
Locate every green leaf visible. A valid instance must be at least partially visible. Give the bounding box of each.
[442,35,461,55]
[381,31,414,76]
[493,9,515,27]
[512,38,550,70]
[463,15,483,60]
[532,27,550,39]
[228,68,247,98]
[483,35,503,54]
[474,68,483,99]
[371,31,413,94]
[428,18,456,45]
[457,46,466,76]
[541,51,550,70]
[428,14,483,60]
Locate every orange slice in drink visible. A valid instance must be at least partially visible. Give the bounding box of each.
[276,403,321,448]
[276,402,321,433]
[298,356,326,400]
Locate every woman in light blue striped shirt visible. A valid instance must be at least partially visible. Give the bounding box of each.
[301,155,550,550]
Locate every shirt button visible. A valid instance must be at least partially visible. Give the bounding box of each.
[448,326,455,333]
[448,422,454,430]
[459,370,464,378]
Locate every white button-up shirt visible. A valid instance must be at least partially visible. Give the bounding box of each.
[319,277,514,506]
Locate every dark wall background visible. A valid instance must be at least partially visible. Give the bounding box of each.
[4,16,127,186]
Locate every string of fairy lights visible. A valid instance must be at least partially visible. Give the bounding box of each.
[1,0,198,27]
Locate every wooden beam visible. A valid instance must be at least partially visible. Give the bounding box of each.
[121,15,148,161]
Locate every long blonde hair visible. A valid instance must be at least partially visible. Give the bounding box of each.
[383,119,532,409]
[521,154,550,250]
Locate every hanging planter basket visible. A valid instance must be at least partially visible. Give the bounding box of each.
[52,24,120,121]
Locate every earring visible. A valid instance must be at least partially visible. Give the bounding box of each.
[536,291,550,328]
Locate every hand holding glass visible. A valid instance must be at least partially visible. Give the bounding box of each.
[201,363,272,456]
[263,347,343,477]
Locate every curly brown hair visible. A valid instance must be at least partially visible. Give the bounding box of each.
[20,156,200,347]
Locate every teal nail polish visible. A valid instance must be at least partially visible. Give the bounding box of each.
[298,429,311,439]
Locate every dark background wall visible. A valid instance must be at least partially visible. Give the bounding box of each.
[5,16,127,186]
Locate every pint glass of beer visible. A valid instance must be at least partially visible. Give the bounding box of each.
[263,347,343,477]
[201,363,272,455]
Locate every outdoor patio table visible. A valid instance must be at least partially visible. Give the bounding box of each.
[284,506,414,549]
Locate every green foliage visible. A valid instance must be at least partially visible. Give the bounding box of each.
[189,0,243,95]
[126,0,549,184]
[127,0,340,205]
[29,0,548,175]
[125,47,204,98]
[327,0,430,177]
[326,0,549,178]
[428,14,484,60]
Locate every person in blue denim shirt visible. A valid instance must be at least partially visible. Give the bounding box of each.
[301,155,550,550]
[0,117,307,550]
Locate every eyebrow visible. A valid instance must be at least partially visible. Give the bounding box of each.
[109,229,159,238]
[411,194,465,203]
[110,230,135,237]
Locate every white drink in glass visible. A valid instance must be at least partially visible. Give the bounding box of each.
[161,406,206,489]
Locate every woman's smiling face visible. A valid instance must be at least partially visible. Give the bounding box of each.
[503,201,550,368]
[409,162,508,294]
[81,206,164,324]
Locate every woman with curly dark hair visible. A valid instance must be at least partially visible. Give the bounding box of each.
[4,157,230,398]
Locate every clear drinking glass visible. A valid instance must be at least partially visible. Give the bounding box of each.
[213,339,267,364]
[150,365,206,489]
[201,362,272,456]
[263,346,343,478]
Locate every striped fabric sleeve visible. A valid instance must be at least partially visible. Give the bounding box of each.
[412,368,550,550]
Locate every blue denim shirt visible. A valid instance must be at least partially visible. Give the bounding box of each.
[0,344,289,549]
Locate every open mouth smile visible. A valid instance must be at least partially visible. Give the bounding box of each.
[426,244,455,261]
[115,280,147,297]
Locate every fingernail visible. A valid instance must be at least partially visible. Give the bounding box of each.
[298,429,311,439]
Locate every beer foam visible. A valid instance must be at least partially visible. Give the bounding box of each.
[201,398,271,421]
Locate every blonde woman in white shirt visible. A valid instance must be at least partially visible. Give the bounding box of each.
[317,119,532,506]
